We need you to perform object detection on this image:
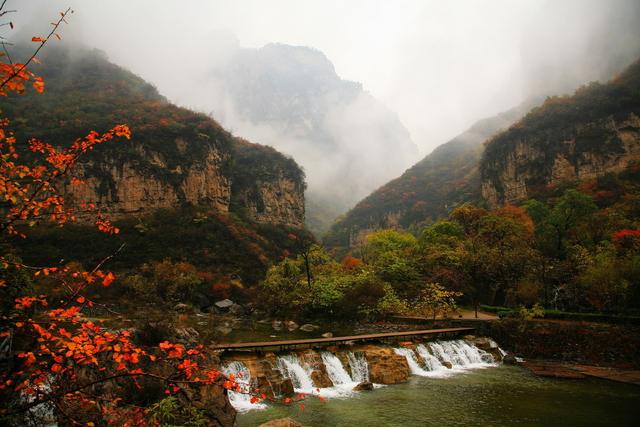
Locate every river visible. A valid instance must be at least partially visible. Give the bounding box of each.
[237,365,640,426]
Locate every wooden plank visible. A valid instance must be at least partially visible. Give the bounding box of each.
[212,327,475,351]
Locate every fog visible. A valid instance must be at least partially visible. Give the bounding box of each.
[8,0,640,231]
[12,0,640,153]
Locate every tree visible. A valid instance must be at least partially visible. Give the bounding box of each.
[414,282,462,320]
[460,212,536,316]
[0,7,251,425]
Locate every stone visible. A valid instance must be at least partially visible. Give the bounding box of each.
[193,292,212,310]
[285,321,299,331]
[174,327,199,345]
[215,299,234,309]
[310,370,333,388]
[353,381,374,391]
[503,353,518,365]
[259,418,303,427]
[360,346,410,384]
[442,361,453,369]
[272,320,283,331]
[299,324,318,332]
[182,375,237,427]
[321,332,333,338]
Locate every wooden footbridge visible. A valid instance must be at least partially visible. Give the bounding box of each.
[212,327,475,352]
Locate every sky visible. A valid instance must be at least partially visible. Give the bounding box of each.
[12,0,640,156]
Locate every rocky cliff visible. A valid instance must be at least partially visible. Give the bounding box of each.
[481,58,640,207]
[1,45,305,228]
[324,99,540,252]
[192,42,418,234]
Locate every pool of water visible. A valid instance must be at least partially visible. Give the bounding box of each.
[237,365,640,426]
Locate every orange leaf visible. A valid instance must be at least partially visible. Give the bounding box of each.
[31,37,46,42]
[102,272,115,287]
[76,296,85,304]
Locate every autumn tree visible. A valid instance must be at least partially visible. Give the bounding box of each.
[414,282,462,320]
[0,6,252,425]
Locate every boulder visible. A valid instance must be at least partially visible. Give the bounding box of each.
[321,332,333,338]
[310,370,334,388]
[353,381,374,391]
[360,346,410,384]
[193,292,212,310]
[260,418,303,427]
[285,321,299,331]
[272,320,283,331]
[503,353,518,365]
[442,361,453,369]
[299,324,318,332]
[215,299,234,309]
[182,375,237,426]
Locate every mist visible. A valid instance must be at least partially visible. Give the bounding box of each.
[8,0,640,229]
[11,0,640,149]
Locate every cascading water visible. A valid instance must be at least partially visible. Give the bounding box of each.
[228,339,501,412]
[276,354,315,392]
[396,340,497,378]
[321,352,353,385]
[415,344,446,372]
[348,352,370,383]
[393,347,431,376]
[221,361,267,412]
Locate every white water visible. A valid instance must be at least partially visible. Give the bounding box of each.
[395,340,497,378]
[233,339,499,412]
[348,352,370,383]
[393,347,432,376]
[416,344,446,372]
[277,354,315,392]
[321,352,353,385]
[221,361,267,412]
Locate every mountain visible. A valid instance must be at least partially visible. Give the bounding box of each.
[481,58,640,207]
[323,99,540,252]
[0,45,308,284]
[191,42,419,235]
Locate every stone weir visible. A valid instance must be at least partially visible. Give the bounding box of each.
[219,336,503,411]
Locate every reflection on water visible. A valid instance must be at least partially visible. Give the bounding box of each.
[237,365,640,427]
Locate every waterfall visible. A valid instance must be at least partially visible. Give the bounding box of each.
[396,340,497,379]
[428,340,495,369]
[415,344,445,372]
[348,352,370,383]
[393,347,431,376]
[221,361,267,412]
[277,354,315,392]
[321,352,353,385]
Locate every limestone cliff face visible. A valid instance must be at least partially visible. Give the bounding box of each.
[481,60,640,207]
[482,113,640,208]
[0,44,306,229]
[67,142,231,216]
[65,136,305,228]
[232,174,305,228]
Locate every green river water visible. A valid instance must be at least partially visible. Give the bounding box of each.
[237,365,640,427]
